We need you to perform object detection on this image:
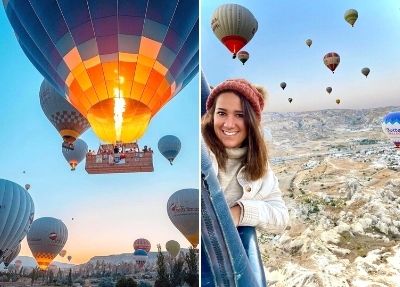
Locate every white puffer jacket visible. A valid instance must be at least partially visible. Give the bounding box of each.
[210,152,289,234]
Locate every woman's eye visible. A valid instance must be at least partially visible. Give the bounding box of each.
[216,111,225,116]
[236,113,244,118]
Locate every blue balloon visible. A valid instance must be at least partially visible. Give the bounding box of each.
[158,135,181,165]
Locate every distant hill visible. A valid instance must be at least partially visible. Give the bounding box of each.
[86,249,189,265]
[263,106,400,142]
[0,256,75,270]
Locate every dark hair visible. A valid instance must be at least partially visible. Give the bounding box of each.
[201,90,268,181]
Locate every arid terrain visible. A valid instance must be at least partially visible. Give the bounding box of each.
[260,107,400,287]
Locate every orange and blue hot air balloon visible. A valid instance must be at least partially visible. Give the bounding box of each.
[3,0,198,144]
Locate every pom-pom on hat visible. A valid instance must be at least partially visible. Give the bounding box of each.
[206,79,265,120]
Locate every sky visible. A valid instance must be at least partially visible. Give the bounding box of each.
[201,0,400,112]
[0,7,199,264]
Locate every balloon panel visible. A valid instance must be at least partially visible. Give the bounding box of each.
[4,0,199,143]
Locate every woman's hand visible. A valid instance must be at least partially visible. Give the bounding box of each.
[230,204,242,226]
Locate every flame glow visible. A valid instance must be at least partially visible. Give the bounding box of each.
[113,88,126,141]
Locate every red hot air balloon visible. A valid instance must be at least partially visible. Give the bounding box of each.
[323,52,340,73]
[211,4,258,58]
[133,238,151,253]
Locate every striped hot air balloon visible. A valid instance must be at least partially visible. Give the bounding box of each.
[323,52,340,73]
[237,51,249,65]
[133,238,151,253]
[0,179,34,263]
[211,4,258,58]
[27,217,68,271]
[3,0,199,144]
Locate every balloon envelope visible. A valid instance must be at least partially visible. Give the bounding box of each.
[323,52,340,73]
[39,79,90,144]
[27,217,68,270]
[305,39,312,47]
[167,188,199,248]
[67,255,72,262]
[59,250,67,257]
[280,82,287,90]
[0,179,34,262]
[165,240,180,258]
[336,99,341,104]
[237,51,249,65]
[326,87,332,94]
[211,4,258,57]
[382,111,400,148]
[158,135,181,165]
[25,184,31,191]
[288,98,293,103]
[361,67,370,77]
[133,238,151,253]
[4,0,199,144]
[344,9,358,27]
[62,138,88,170]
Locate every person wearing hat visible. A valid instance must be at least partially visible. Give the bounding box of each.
[201,78,289,232]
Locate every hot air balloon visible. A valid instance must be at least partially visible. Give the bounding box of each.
[280,82,287,90]
[382,111,400,148]
[3,244,21,268]
[67,255,72,262]
[336,99,341,104]
[305,39,312,47]
[27,217,68,270]
[344,9,358,27]
[0,179,34,262]
[167,188,199,248]
[158,135,181,165]
[39,79,90,146]
[288,98,293,103]
[165,240,180,258]
[4,0,199,144]
[133,249,148,268]
[211,4,258,58]
[237,51,249,65]
[62,138,88,171]
[59,250,67,258]
[25,184,31,191]
[326,87,332,94]
[361,67,370,78]
[323,52,340,73]
[133,238,151,253]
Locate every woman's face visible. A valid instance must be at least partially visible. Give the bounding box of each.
[213,92,248,148]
